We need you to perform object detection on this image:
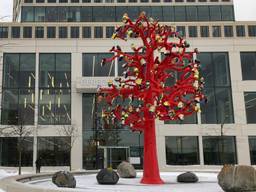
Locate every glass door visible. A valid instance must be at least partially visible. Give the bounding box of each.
[98,146,130,169]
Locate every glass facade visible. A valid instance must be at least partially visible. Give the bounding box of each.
[199,53,234,124]
[236,25,245,37]
[0,137,33,166]
[82,53,114,76]
[166,136,199,165]
[39,53,71,125]
[37,137,70,166]
[2,53,36,125]
[244,92,256,124]
[249,136,256,165]
[240,52,256,80]
[21,5,235,22]
[82,94,143,169]
[203,136,237,165]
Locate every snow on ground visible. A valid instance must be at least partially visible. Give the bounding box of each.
[0,169,19,192]
[27,172,224,192]
[0,169,18,180]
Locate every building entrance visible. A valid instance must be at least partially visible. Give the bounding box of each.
[98,146,130,169]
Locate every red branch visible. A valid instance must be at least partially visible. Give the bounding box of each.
[99,12,206,131]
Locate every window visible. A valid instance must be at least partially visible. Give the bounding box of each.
[94,27,103,38]
[186,6,197,21]
[221,5,234,21]
[106,26,115,38]
[224,26,233,37]
[249,137,256,165]
[58,7,69,22]
[0,27,8,38]
[176,26,186,37]
[248,25,256,37]
[35,27,44,38]
[34,7,45,22]
[82,93,144,169]
[11,27,20,38]
[69,7,81,22]
[37,137,70,166]
[174,6,186,21]
[209,5,221,21]
[23,27,32,38]
[117,0,126,2]
[236,25,245,37]
[200,26,209,37]
[46,7,58,22]
[81,7,92,22]
[48,0,56,2]
[71,27,80,38]
[197,6,209,21]
[188,26,197,37]
[25,0,33,2]
[71,0,80,2]
[0,137,33,166]
[151,6,163,21]
[39,54,71,125]
[21,7,34,22]
[82,53,114,76]
[82,0,91,2]
[162,7,174,22]
[20,5,236,23]
[244,92,256,124]
[36,0,45,2]
[2,54,36,125]
[59,27,68,38]
[212,26,221,37]
[240,52,256,80]
[47,27,56,38]
[82,27,91,38]
[60,0,68,2]
[166,136,199,165]
[203,136,237,165]
[199,53,234,124]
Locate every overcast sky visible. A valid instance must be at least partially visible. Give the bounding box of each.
[0,0,256,21]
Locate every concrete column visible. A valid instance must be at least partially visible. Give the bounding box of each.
[0,49,4,120]
[236,135,251,165]
[228,51,247,124]
[156,123,166,171]
[71,52,83,170]
[33,51,40,172]
[198,135,204,166]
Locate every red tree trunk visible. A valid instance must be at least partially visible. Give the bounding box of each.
[140,118,164,184]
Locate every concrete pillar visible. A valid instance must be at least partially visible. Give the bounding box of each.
[33,51,40,172]
[71,51,83,170]
[236,135,251,165]
[198,135,204,166]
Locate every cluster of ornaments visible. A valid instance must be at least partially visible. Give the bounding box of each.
[99,12,206,131]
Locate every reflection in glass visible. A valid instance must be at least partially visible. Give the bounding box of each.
[240,52,256,80]
[166,136,199,165]
[37,137,70,166]
[244,92,256,124]
[203,136,237,165]
[39,53,71,125]
[0,137,33,166]
[212,26,221,37]
[249,136,256,165]
[199,53,233,124]
[82,53,114,76]
[82,93,144,170]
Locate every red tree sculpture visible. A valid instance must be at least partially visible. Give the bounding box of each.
[99,12,206,184]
